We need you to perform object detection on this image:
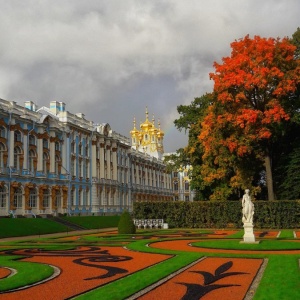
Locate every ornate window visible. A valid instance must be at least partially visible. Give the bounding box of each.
[55,190,61,208]
[29,188,37,208]
[78,143,82,155]
[43,189,50,208]
[55,142,60,151]
[14,146,21,169]
[0,142,6,168]
[78,189,82,205]
[71,188,75,205]
[79,160,82,177]
[55,155,60,174]
[0,186,7,208]
[29,135,36,146]
[43,138,48,149]
[14,130,21,142]
[184,181,189,191]
[43,152,49,174]
[174,181,179,191]
[85,160,89,178]
[0,126,6,138]
[13,187,22,208]
[28,150,36,173]
[71,141,75,153]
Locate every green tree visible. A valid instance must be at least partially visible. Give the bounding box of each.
[173,94,213,200]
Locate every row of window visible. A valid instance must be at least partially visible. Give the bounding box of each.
[173,181,190,191]
[0,187,62,208]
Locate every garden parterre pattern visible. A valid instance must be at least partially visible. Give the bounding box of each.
[0,229,299,299]
[0,246,171,299]
[138,257,264,300]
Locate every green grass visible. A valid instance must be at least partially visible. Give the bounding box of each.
[63,216,120,229]
[192,239,300,250]
[278,229,295,239]
[0,218,69,238]
[0,255,54,291]
[254,255,300,300]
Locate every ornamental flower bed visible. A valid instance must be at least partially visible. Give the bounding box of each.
[1,246,170,299]
[138,257,264,300]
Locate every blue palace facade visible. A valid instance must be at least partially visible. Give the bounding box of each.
[0,98,173,217]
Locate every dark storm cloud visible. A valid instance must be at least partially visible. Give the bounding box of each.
[0,0,299,151]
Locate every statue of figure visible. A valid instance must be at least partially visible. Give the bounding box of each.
[242,189,254,223]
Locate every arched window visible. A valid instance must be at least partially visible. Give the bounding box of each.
[43,189,50,208]
[29,188,37,208]
[0,186,7,208]
[28,150,36,173]
[29,135,36,146]
[0,126,6,138]
[71,141,75,153]
[14,187,22,208]
[55,190,61,208]
[14,146,21,170]
[0,142,6,168]
[184,181,189,191]
[174,181,178,191]
[78,189,82,205]
[43,152,49,174]
[55,155,60,174]
[14,130,21,142]
[43,138,48,149]
[55,142,60,151]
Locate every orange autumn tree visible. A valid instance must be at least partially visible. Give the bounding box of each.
[200,35,300,200]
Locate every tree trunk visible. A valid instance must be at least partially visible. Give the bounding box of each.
[265,155,275,201]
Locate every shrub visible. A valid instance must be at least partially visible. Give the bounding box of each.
[118,211,136,234]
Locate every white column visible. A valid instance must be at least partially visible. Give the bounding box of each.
[49,131,55,173]
[91,139,97,178]
[23,127,28,170]
[9,126,15,167]
[112,142,117,180]
[100,140,105,179]
[106,142,111,180]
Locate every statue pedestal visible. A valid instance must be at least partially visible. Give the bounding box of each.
[241,222,258,244]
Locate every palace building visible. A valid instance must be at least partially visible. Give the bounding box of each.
[0,98,173,217]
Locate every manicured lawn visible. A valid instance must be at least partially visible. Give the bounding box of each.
[0,218,69,238]
[63,216,120,229]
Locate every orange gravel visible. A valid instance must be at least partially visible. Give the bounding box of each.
[1,246,170,300]
[139,257,263,300]
[254,231,279,238]
[150,239,300,255]
[0,267,11,279]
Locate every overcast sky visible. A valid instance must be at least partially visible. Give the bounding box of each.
[0,0,299,152]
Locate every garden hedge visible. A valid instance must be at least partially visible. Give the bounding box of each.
[133,200,300,229]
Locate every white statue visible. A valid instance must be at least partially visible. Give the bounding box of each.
[242,189,254,223]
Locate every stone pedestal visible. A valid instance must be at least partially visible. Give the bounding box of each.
[242,222,256,243]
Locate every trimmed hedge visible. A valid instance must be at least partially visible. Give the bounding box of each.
[118,211,136,234]
[133,200,300,229]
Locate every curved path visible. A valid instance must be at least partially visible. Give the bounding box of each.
[149,239,300,255]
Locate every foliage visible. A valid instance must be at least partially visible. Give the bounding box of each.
[290,27,300,59]
[133,201,300,229]
[118,210,136,234]
[173,94,214,200]
[199,34,300,200]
